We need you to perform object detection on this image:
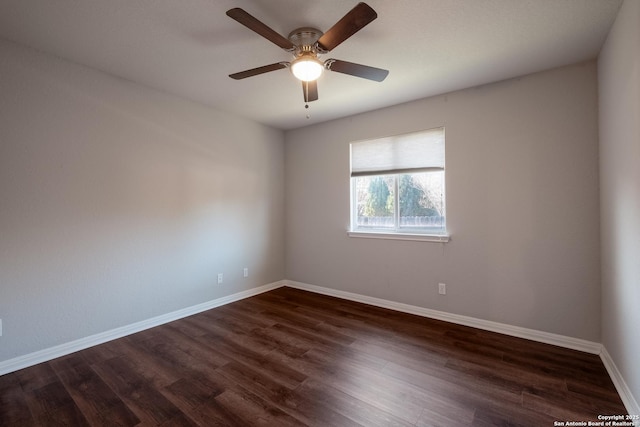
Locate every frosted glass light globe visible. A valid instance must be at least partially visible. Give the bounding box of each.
[291,57,323,82]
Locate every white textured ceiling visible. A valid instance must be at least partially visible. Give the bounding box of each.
[0,0,622,130]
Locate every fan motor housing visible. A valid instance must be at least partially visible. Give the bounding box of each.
[288,27,323,54]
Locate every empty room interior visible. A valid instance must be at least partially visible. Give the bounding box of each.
[0,0,638,425]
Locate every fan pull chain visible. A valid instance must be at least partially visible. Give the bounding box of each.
[305,103,310,119]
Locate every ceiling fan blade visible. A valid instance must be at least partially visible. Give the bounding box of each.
[229,62,288,80]
[302,80,319,102]
[325,59,388,82]
[226,8,295,51]
[316,3,377,52]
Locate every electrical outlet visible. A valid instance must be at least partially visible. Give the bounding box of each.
[438,283,446,295]
[217,273,223,284]
[243,268,249,278]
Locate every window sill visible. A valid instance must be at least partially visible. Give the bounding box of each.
[347,230,450,243]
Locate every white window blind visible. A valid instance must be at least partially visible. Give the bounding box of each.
[350,127,445,177]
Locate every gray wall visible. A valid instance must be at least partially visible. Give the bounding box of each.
[598,0,640,407]
[0,40,285,362]
[285,61,601,341]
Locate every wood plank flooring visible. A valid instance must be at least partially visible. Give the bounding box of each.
[0,287,627,426]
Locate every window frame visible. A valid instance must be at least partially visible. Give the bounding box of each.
[348,128,450,243]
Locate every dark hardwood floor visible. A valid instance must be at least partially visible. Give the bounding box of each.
[0,287,627,426]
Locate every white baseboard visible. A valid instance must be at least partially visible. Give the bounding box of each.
[284,280,603,354]
[0,280,286,376]
[600,346,640,416]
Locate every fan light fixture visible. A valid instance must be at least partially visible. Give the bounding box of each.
[227,3,389,104]
[291,55,324,82]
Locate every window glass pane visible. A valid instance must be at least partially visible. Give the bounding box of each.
[355,175,395,229]
[398,171,445,232]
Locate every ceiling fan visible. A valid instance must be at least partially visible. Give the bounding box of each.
[226,2,389,104]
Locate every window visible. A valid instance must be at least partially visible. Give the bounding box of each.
[349,127,448,241]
